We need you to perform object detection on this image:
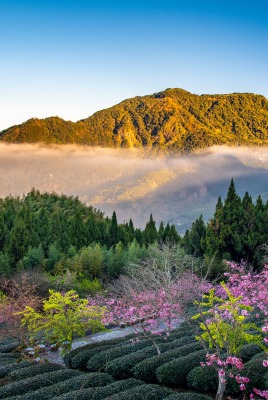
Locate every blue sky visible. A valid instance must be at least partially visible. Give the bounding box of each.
[0,0,268,130]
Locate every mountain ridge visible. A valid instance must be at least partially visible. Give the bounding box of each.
[1,88,268,152]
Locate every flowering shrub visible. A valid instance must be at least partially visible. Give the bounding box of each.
[193,262,268,400]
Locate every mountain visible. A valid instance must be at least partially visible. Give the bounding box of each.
[1,89,268,152]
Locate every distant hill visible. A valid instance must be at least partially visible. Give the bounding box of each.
[1,89,268,152]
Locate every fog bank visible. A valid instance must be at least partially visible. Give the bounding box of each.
[1,144,268,231]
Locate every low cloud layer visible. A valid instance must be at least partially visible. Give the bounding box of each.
[1,144,268,231]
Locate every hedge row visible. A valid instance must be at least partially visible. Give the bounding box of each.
[86,340,154,372]
[63,334,136,366]
[105,383,172,400]
[163,393,212,400]
[0,341,20,353]
[105,347,159,378]
[0,353,20,360]
[9,363,64,381]
[0,369,80,398]
[156,349,207,386]
[6,373,114,400]
[242,352,268,391]
[133,342,202,382]
[238,343,263,362]
[87,336,195,373]
[70,344,114,369]
[0,361,31,379]
[49,378,145,400]
[187,365,218,393]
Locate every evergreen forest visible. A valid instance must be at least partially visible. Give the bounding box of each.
[0,179,267,283]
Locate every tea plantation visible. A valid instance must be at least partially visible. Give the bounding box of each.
[1,323,267,400]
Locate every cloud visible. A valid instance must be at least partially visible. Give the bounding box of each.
[1,143,268,230]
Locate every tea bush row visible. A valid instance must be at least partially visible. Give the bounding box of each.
[0,361,31,379]
[105,347,160,378]
[0,369,80,398]
[163,394,212,400]
[87,336,195,373]
[9,363,63,381]
[133,342,202,382]
[105,383,172,400]
[49,378,144,400]
[63,334,136,366]
[156,349,207,386]
[6,372,114,400]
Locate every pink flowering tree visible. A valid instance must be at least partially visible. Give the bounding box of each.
[89,269,209,354]
[193,262,268,400]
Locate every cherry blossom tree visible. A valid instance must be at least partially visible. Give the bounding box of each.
[193,262,268,400]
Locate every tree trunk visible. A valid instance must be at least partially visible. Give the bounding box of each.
[215,373,226,400]
[151,339,161,355]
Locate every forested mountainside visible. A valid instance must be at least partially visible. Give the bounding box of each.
[0,181,267,279]
[1,89,268,152]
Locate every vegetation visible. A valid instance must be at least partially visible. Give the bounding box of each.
[18,290,106,353]
[182,179,268,272]
[1,89,268,152]
[0,189,179,279]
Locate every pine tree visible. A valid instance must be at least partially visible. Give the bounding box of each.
[108,211,119,247]
[143,214,158,245]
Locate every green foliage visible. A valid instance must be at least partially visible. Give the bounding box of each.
[156,349,207,386]
[8,373,114,400]
[163,394,212,400]
[47,378,145,400]
[0,369,80,398]
[0,352,20,361]
[185,180,268,269]
[105,383,172,400]
[193,284,262,355]
[132,341,201,382]
[63,334,136,366]
[9,363,63,381]
[105,346,159,378]
[70,344,115,369]
[86,339,157,372]
[18,290,106,352]
[187,365,218,392]
[0,190,179,278]
[237,343,263,362]
[0,361,31,379]
[0,340,20,353]
[2,90,268,153]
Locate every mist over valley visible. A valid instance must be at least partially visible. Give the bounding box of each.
[1,144,268,232]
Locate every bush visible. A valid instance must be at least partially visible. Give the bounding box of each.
[265,371,268,388]
[105,346,159,378]
[0,369,80,398]
[0,353,20,360]
[7,373,114,400]
[63,334,136,366]
[238,343,263,362]
[86,340,153,372]
[225,352,268,396]
[0,361,31,379]
[156,349,207,386]
[187,365,218,392]
[71,343,124,369]
[48,378,144,400]
[105,383,172,400]
[9,363,63,381]
[0,341,20,353]
[133,342,202,382]
[242,352,268,391]
[163,393,212,400]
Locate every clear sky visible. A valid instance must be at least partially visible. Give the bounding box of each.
[0,0,268,131]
